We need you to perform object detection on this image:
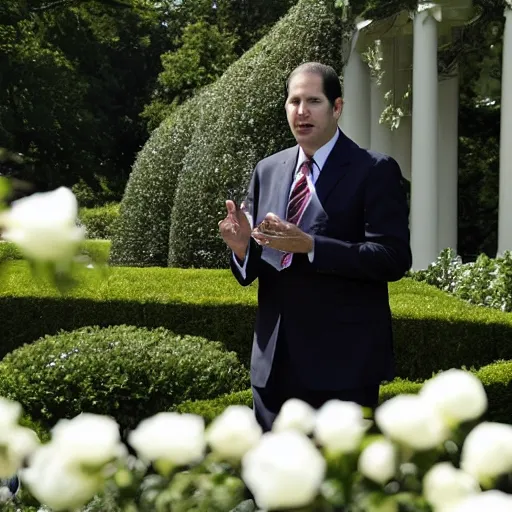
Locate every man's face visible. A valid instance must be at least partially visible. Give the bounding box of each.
[285,71,343,154]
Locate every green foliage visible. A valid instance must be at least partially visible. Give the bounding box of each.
[141,20,238,131]
[168,0,343,268]
[79,203,120,240]
[410,248,512,312]
[0,240,111,263]
[113,0,342,268]
[3,263,512,382]
[178,360,512,425]
[0,325,249,432]
[109,103,197,266]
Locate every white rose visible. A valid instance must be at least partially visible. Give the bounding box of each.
[206,405,262,460]
[358,438,396,485]
[242,431,325,510]
[460,422,512,484]
[0,398,21,429]
[423,462,480,511]
[128,412,205,467]
[448,490,512,512]
[22,444,102,512]
[273,398,316,435]
[0,187,84,263]
[375,395,448,450]
[51,413,124,470]
[314,400,367,453]
[420,369,487,426]
[0,426,40,478]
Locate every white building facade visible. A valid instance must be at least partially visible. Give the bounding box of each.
[340,0,512,269]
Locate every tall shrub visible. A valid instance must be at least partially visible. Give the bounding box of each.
[168,0,344,267]
[109,101,196,266]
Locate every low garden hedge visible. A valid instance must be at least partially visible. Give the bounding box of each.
[0,325,249,432]
[2,262,512,382]
[0,240,111,264]
[177,360,512,426]
[78,203,119,240]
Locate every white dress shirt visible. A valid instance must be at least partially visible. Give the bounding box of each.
[234,129,340,277]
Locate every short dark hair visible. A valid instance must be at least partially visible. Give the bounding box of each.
[285,62,342,106]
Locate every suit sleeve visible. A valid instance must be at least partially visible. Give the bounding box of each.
[230,168,263,286]
[311,156,412,282]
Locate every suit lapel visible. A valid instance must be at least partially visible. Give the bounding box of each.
[314,130,354,205]
[269,147,297,220]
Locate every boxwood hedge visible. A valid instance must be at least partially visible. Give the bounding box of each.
[0,325,249,432]
[2,265,512,383]
[168,0,343,268]
[177,360,512,425]
[110,0,344,268]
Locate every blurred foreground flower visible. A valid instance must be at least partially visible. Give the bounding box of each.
[206,405,262,461]
[0,187,84,265]
[128,412,205,471]
[22,413,125,511]
[460,422,512,486]
[420,369,487,426]
[358,438,396,485]
[242,430,325,510]
[273,398,316,435]
[449,490,512,512]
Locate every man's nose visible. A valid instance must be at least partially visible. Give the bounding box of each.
[297,102,307,115]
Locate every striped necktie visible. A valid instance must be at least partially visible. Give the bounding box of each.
[281,158,313,268]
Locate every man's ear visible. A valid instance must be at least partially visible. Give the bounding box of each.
[334,98,344,119]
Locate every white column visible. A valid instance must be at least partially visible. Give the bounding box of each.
[410,10,439,270]
[498,6,512,255]
[370,39,394,155]
[438,71,459,253]
[340,51,371,148]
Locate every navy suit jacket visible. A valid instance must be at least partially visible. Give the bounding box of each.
[231,130,412,390]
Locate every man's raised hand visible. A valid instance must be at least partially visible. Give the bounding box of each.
[218,200,251,261]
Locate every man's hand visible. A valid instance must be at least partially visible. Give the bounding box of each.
[252,213,313,253]
[218,200,252,261]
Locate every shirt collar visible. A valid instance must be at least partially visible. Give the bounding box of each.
[296,129,340,174]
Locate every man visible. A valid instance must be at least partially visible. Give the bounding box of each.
[219,62,412,431]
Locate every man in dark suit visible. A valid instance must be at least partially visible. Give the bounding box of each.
[219,62,412,431]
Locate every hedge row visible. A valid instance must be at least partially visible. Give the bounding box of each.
[177,360,512,426]
[78,203,119,240]
[0,325,249,433]
[0,240,111,264]
[111,0,344,268]
[2,262,512,382]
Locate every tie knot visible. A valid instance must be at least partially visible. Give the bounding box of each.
[300,159,313,177]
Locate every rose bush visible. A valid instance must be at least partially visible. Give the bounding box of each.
[0,368,510,512]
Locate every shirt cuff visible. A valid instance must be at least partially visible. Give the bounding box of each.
[307,239,315,263]
[232,246,250,279]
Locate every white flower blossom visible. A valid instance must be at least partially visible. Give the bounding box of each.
[358,438,396,485]
[448,490,512,512]
[460,422,512,484]
[0,426,39,478]
[51,413,125,470]
[206,406,262,460]
[0,187,84,263]
[420,369,487,426]
[273,398,316,435]
[375,395,448,450]
[242,431,325,510]
[423,462,480,511]
[314,400,367,453]
[129,412,205,467]
[22,444,102,512]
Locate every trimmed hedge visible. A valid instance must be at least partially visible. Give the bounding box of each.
[2,264,512,381]
[78,203,119,240]
[0,240,111,264]
[111,0,343,268]
[168,0,343,268]
[110,101,197,267]
[0,325,250,432]
[177,361,512,425]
